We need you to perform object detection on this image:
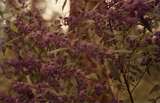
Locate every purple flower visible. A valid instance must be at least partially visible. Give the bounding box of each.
[12,82,34,103]
[6,56,40,74]
[78,90,86,102]
[43,32,69,47]
[72,41,108,62]
[94,83,105,96]
[0,92,17,103]
[40,63,59,78]
[124,16,138,26]
[6,58,23,72]
[22,56,41,72]
[111,98,119,103]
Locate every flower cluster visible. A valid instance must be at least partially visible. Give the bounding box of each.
[72,40,110,63]
[6,56,40,74]
[0,92,17,103]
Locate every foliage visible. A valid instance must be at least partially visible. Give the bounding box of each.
[0,0,160,103]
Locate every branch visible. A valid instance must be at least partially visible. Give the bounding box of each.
[122,73,134,103]
[121,62,134,103]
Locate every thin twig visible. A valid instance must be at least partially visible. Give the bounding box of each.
[121,61,134,103]
[91,0,104,12]
[122,73,134,103]
[108,19,113,32]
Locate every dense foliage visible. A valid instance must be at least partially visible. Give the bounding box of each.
[0,0,160,103]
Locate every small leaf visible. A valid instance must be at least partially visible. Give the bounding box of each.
[0,10,3,17]
[114,49,132,54]
[62,0,67,10]
[10,23,18,33]
[131,65,143,74]
[148,98,157,103]
[150,84,160,94]
[86,73,98,81]
[47,48,68,55]
[56,0,59,3]
[70,77,78,87]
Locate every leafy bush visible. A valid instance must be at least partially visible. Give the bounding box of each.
[0,0,160,103]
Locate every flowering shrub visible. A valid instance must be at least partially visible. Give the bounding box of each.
[0,0,160,103]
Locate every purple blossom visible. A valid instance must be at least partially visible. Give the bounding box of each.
[6,58,24,72]
[12,82,34,103]
[44,32,69,47]
[0,1,159,103]
[40,63,60,79]
[0,92,17,103]
[72,41,108,62]
[111,98,119,103]
[94,83,106,96]
[6,56,40,74]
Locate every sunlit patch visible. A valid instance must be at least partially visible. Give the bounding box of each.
[105,0,112,3]
[41,0,70,32]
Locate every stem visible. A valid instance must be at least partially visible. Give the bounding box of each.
[122,73,134,103]
[4,35,23,46]
[26,75,33,85]
[109,19,113,32]
[103,62,119,102]
[120,60,134,103]
[91,0,104,12]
